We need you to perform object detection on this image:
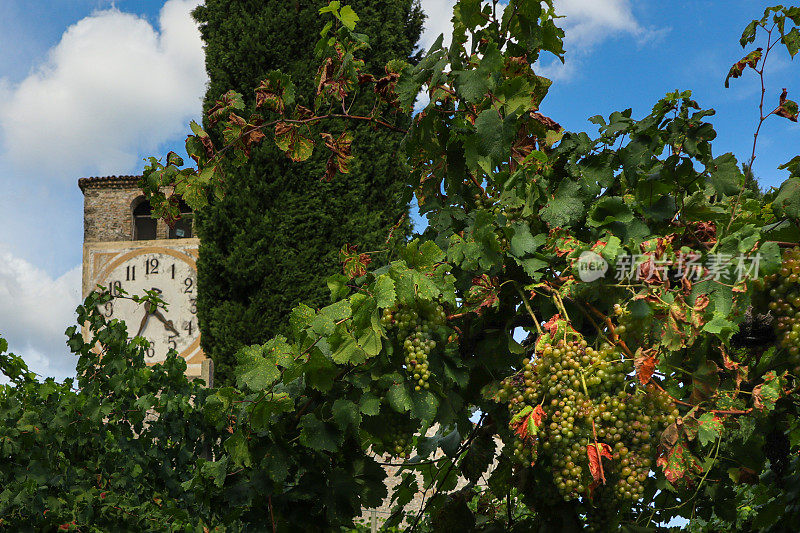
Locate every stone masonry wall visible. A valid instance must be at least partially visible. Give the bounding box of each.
[82,183,171,242]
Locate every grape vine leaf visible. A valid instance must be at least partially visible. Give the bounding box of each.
[587,196,634,227]
[753,370,786,411]
[539,179,586,228]
[359,393,380,416]
[586,442,613,484]
[466,107,518,174]
[387,382,412,412]
[274,122,314,162]
[234,344,282,391]
[697,413,723,446]
[338,5,359,30]
[373,275,396,309]
[453,42,503,103]
[224,432,252,468]
[708,153,743,196]
[332,399,361,430]
[634,348,659,386]
[298,413,340,452]
[776,88,799,122]
[725,48,762,88]
[773,177,800,219]
[657,443,702,484]
[411,391,439,423]
[255,71,295,114]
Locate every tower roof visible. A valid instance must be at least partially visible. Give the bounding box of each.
[78,175,141,193]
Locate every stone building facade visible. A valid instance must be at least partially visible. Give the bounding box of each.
[78,175,210,382]
[79,175,172,242]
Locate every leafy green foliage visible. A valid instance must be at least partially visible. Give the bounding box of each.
[5,1,800,531]
[186,0,424,385]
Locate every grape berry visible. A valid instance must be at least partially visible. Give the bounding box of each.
[381,302,447,391]
[497,332,675,514]
[754,247,800,371]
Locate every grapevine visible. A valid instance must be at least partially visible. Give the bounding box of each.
[755,247,800,371]
[497,323,675,522]
[367,412,416,459]
[381,302,447,391]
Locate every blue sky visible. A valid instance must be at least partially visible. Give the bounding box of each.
[0,0,797,379]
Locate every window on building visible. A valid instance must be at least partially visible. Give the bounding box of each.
[169,199,193,239]
[133,198,157,241]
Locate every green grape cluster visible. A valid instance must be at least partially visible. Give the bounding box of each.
[497,334,675,507]
[754,247,800,370]
[381,302,447,391]
[371,415,414,459]
[472,190,496,210]
[614,303,647,347]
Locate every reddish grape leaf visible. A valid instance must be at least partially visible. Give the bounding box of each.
[660,422,680,449]
[320,132,353,182]
[222,113,265,157]
[680,414,699,442]
[549,228,581,257]
[529,112,562,132]
[509,405,544,443]
[530,404,546,427]
[339,244,371,279]
[316,44,360,101]
[693,293,710,314]
[207,90,245,126]
[255,71,295,115]
[689,359,720,404]
[373,71,400,100]
[274,122,314,162]
[691,222,717,246]
[509,406,532,439]
[725,48,762,88]
[586,442,613,484]
[634,347,659,386]
[637,254,663,284]
[721,345,748,389]
[543,314,563,336]
[657,442,702,484]
[186,120,215,164]
[753,370,787,411]
[775,88,799,122]
[465,275,500,314]
[697,413,723,446]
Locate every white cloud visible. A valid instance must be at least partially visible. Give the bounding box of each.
[554,0,645,48]
[416,1,661,82]
[0,248,81,381]
[418,1,509,52]
[0,0,208,380]
[0,0,207,178]
[418,0,458,52]
[541,0,667,81]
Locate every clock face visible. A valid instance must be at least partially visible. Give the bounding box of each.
[98,249,199,364]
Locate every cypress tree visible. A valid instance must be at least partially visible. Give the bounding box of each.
[192,0,424,384]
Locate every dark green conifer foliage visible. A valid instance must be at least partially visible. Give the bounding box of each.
[192,0,424,384]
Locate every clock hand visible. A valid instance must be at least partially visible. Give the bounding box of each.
[152,308,180,335]
[135,304,151,337]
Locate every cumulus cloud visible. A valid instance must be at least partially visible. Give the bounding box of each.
[418,0,458,51]
[0,0,207,178]
[417,1,662,82]
[0,248,81,381]
[0,0,208,381]
[540,0,666,81]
